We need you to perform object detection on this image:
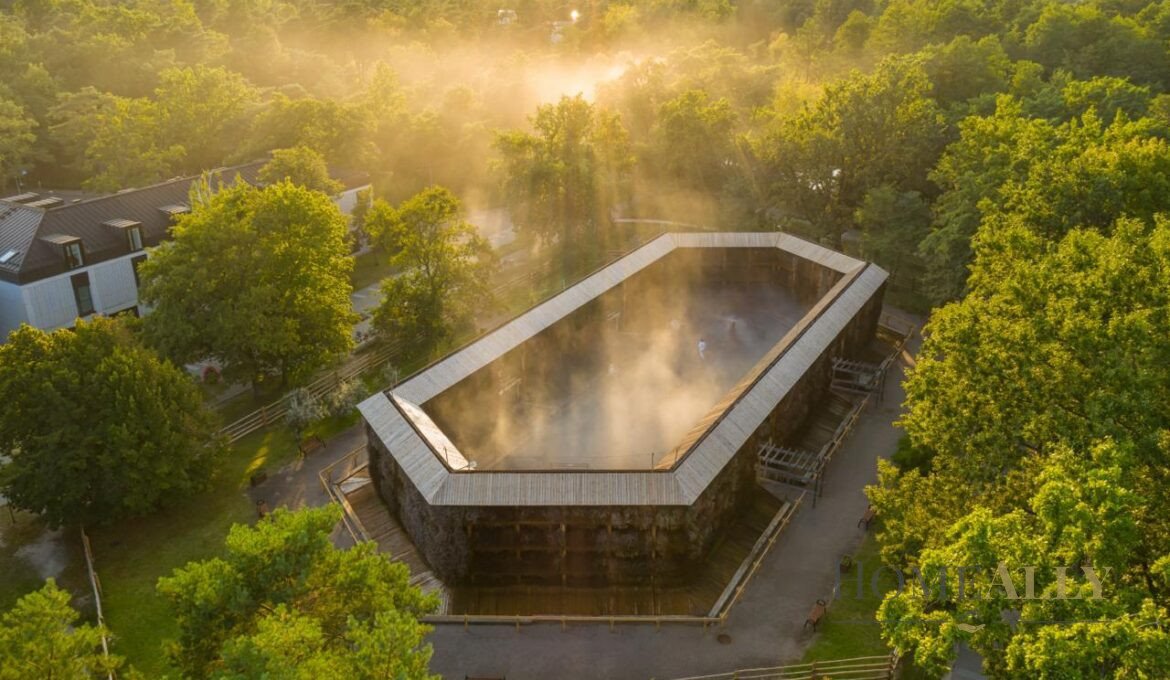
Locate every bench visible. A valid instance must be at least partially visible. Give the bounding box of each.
[804,598,828,631]
[298,435,326,458]
[858,505,877,530]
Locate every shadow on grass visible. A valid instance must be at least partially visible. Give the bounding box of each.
[87,427,298,677]
[0,509,89,615]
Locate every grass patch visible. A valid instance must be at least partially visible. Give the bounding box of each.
[0,510,88,614]
[88,427,298,676]
[803,533,898,663]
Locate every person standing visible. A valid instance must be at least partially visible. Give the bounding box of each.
[698,338,707,360]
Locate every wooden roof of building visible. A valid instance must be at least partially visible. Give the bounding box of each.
[358,232,887,507]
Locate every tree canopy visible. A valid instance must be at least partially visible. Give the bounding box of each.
[367,186,497,358]
[0,580,121,680]
[259,146,344,195]
[495,95,633,274]
[869,216,1170,676]
[140,178,356,391]
[0,318,224,527]
[158,505,437,679]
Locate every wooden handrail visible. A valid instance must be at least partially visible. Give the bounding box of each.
[662,653,898,680]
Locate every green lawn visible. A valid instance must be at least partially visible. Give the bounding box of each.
[88,427,298,676]
[803,533,898,663]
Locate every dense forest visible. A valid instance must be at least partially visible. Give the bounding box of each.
[2,0,1170,677]
[4,0,1170,304]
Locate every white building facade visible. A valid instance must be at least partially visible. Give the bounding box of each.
[0,163,368,342]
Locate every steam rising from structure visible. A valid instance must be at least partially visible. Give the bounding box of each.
[423,250,814,470]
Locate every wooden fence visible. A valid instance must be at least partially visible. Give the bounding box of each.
[218,342,401,443]
[707,492,805,619]
[805,314,916,503]
[662,653,899,680]
[80,528,116,680]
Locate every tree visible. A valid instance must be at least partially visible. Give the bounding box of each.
[921,98,1170,303]
[919,36,1011,114]
[158,506,437,679]
[367,186,496,358]
[0,580,121,680]
[751,55,947,240]
[869,217,1170,675]
[878,442,1170,677]
[650,89,737,193]
[495,95,633,274]
[140,179,356,392]
[853,184,930,277]
[0,97,36,190]
[155,65,257,173]
[259,146,343,195]
[247,94,372,168]
[0,318,224,528]
[1024,3,1170,87]
[76,95,185,192]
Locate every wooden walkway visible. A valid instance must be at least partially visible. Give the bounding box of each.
[756,391,856,489]
[340,469,451,612]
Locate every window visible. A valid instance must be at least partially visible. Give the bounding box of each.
[71,272,94,316]
[127,226,143,252]
[131,254,147,289]
[64,242,84,269]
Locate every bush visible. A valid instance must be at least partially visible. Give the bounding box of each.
[326,379,365,417]
[285,389,326,433]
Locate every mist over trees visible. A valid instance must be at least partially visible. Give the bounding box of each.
[8,0,1170,307]
[5,0,1170,677]
[368,185,497,358]
[495,94,634,272]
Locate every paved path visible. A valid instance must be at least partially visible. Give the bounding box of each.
[246,427,365,515]
[256,322,920,680]
[424,338,916,680]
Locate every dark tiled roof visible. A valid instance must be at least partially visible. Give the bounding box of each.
[0,163,269,284]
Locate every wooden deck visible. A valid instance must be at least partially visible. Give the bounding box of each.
[341,470,451,612]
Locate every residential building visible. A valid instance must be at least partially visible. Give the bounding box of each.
[0,162,369,341]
